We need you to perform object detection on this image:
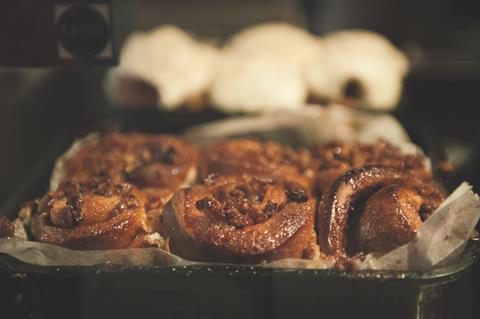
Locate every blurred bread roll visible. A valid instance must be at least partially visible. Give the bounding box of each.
[113,23,409,112]
[224,24,408,111]
[310,30,409,110]
[118,25,219,109]
[224,22,323,67]
[211,22,325,113]
[210,51,307,113]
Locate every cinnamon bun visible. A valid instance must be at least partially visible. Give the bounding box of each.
[163,174,317,263]
[200,138,315,190]
[312,140,430,196]
[51,132,198,204]
[317,166,446,258]
[30,180,164,250]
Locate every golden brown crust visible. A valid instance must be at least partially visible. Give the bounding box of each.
[163,174,317,263]
[311,140,431,196]
[56,132,198,203]
[30,180,163,250]
[200,138,315,190]
[317,166,446,258]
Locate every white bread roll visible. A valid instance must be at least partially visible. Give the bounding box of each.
[210,51,307,113]
[313,30,409,110]
[225,22,322,67]
[119,25,219,109]
[211,22,324,113]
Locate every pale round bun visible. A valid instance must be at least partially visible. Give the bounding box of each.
[316,30,409,110]
[209,51,307,113]
[210,22,324,113]
[119,25,219,109]
[225,22,321,67]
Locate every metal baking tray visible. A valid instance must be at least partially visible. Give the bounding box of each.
[1,108,479,319]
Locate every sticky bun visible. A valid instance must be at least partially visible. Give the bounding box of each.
[29,180,164,250]
[163,174,318,263]
[317,166,446,258]
[200,138,315,190]
[312,140,430,196]
[51,132,198,203]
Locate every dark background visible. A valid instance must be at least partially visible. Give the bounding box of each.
[0,0,479,317]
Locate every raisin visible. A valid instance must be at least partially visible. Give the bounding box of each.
[196,197,213,210]
[286,185,308,203]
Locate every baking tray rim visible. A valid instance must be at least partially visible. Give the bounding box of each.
[1,240,478,283]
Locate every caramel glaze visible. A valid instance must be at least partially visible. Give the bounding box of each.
[199,139,315,191]
[163,174,317,263]
[30,180,163,250]
[0,216,14,238]
[58,132,198,203]
[317,166,446,258]
[311,140,431,196]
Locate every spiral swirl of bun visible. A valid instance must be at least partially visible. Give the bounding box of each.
[51,132,198,204]
[317,166,446,258]
[30,180,163,250]
[312,140,430,196]
[163,174,318,263]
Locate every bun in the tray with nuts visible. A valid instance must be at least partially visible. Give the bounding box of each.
[28,179,165,250]
[311,140,431,196]
[199,138,315,190]
[317,166,446,258]
[163,174,318,263]
[51,132,198,205]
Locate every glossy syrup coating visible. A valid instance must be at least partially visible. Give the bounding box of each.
[311,140,431,196]
[53,132,198,203]
[163,174,318,263]
[355,185,424,252]
[317,166,446,258]
[200,138,315,190]
[30,179,163,250]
